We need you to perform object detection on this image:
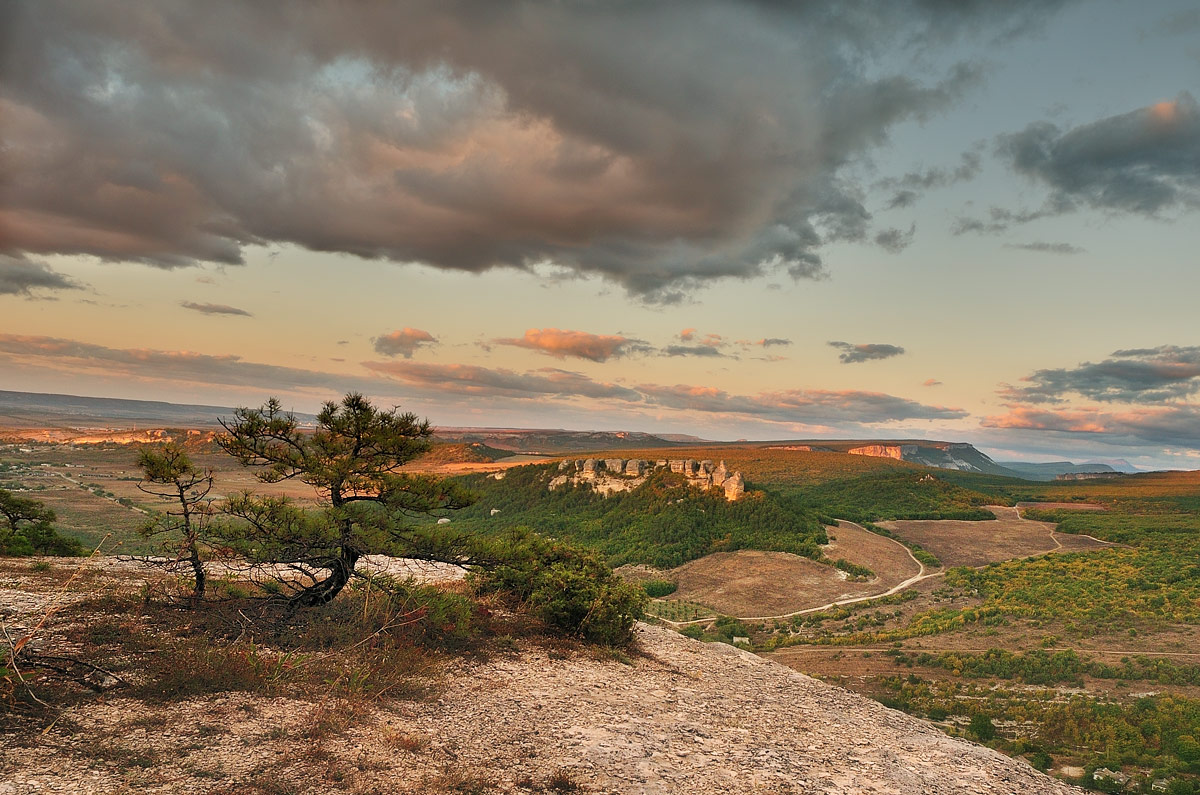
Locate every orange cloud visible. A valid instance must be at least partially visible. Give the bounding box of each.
[493,328,639,362]
[983,406,1108,433]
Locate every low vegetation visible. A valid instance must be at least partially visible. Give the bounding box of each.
[0,487,83,556]
[450,464,829,569]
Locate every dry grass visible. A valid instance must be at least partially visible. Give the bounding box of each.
[667,550,865,616]
[653,520,918,618]
[825,520,921,582]
[877,507,1112,568]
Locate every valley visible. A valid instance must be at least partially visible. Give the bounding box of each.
[3,399,1199,792]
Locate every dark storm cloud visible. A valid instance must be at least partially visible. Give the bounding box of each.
[180,301,252,317]
[828,341,906,364]
[0,254,82,296]
[993,93,1200,218]
[1001,346,1200,405]
[0,1,1070,300]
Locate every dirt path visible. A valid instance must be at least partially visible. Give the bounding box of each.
[661,508,1112,626]
[49,469,148,516]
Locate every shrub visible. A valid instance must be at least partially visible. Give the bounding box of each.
[642,579,678,597]
[472,528,647,645]
[0,488,83,556]
[969,713,997,742]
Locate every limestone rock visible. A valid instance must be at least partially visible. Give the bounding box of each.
[724,472,745,501]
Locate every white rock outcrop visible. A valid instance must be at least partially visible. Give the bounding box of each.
[550,458,745,501]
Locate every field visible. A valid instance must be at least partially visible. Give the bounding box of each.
[660,520,923,618]
[878,507,1113,568]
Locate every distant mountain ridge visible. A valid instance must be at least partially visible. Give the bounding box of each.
[0,390,316,429]
[1,390,1124,481]
[997,461,1118,481]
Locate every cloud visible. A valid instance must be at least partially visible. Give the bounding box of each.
[492,328,645,363]
[758,338,792,348]
[0,254,82,296]
[988,345,1200,451]
[991,93,1200,219]
[1001,345,1200,404]
[663,345,728,358]
[0,1,1068,300]
[372,328,437,359]
[880,149,981,209]
[366,358,968,426]
[983,404,1200,450]
[874,224,916,253]
[638,383,966,426]
[923,378,943,387]
[365,360,642,402]
[180,301,252,317]
[0,333,388,394]
[1004,241,1084,255]
[0,330,972,430]
[665,331,729,358]
[828,341,907,364]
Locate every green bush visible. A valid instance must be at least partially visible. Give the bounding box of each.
[642,579,678,597]
[969,713,997,742]
[472,528,647,645]
[0,488,84,556]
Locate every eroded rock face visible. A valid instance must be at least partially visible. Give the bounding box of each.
[551,458,745,501]
[724,471,745,501]
[0,616,1086,795]
[848,444,917,460]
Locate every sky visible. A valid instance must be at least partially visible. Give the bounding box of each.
[1,1,1199,469]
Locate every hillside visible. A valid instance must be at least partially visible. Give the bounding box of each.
[448,451,1005,565]
[0,558,1082,794]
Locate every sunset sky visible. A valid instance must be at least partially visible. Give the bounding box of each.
[2,1,1199,469]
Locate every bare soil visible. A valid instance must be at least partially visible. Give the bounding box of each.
[824,520,921,585]
[668,550,876,617]
[878,507,1112,568]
